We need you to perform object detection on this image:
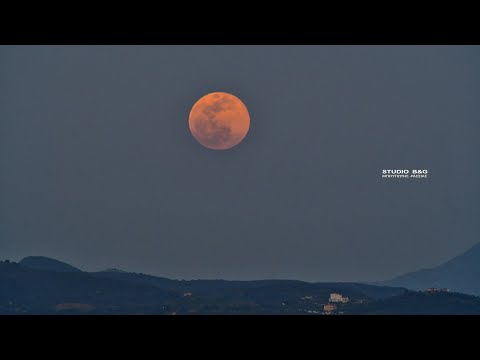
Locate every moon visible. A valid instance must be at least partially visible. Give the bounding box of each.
[189,92,250,150]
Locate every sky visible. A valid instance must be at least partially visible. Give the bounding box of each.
[1,45,479,282]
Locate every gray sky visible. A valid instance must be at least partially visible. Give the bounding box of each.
[1,45,479,282]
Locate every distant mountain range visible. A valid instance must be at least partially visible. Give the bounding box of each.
[382,242,480,296]
[2,252,480,314]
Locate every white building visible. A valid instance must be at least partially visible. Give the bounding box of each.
[329,293,349,303]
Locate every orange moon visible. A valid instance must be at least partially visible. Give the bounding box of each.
[189,92,250,150]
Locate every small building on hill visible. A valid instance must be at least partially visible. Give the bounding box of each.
[425,288,450,294]
[329,293,349,303]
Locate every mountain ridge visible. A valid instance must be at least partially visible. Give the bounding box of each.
[382,242,480,296]
[19,256,82,273]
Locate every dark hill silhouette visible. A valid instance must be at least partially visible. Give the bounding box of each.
[91,270,178,290]
[0,261,177,314]
[382,242,480,296]
[355,291,480,315]
[91,272,404,300]
[19,256,82,273]
[2,256,480,314]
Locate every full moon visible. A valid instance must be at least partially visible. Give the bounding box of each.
[189,92,250,150]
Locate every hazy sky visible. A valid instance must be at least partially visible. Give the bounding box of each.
[1,45,479,282]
